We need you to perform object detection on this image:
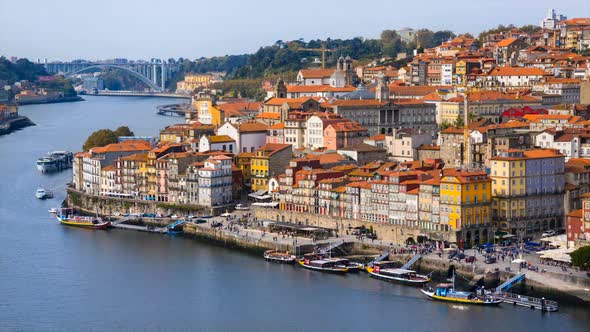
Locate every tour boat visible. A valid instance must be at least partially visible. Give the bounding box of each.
[55,208,111,230]
[366,261,430,285]
[35,188,53,199]
[36,151,73,173]
[420,269,502,306]
[264,250,296,264]
[297,257,349,273]
[331,258,365,272]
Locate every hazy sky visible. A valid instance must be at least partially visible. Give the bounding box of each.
[0,0,588,61]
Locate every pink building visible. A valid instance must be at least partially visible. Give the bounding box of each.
[323,121,368,150]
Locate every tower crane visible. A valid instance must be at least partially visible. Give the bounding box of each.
[295,43,334,69]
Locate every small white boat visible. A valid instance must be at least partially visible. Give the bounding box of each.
[35,188,53,199]
[48,208,59,214]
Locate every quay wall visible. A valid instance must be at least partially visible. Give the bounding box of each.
[183,223,315,255]
[66,188,231,216]
[252,207,457,244]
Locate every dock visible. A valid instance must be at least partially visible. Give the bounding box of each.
[491,292,559,312]
[111,223,167,233]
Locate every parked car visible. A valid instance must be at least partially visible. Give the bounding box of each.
[194,219,207,224]
[542,231,556,238]
[484,257,497,264]
[465,256,476,263]
[171,214,179,219]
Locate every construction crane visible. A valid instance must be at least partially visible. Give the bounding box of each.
[295,44,333,69]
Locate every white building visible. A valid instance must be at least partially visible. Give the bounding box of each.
[385,128,433,162]
[198,135,236,154]
[535,129,580,161]
[441,62,454,86]
[541,9,566,30]
[197,155,233,207]
[99,165,117,195]
[217,121,268,153]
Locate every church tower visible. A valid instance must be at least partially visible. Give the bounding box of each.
[375,74,390,102]
[337,56,344,71]
[275,78,287,98]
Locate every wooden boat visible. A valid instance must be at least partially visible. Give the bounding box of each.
[330,258,364,272]
[55,208,111,230]
[366,261,430,285]
[297,257,349,273]
[264,250,296,264]
[167,220,184,235]
[420,270,502,305]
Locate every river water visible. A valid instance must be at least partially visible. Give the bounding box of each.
[0,96,588,331]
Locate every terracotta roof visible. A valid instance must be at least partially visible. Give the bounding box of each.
[367,134,386,141]
[119,153,148,162]
[208,135,235,143]
[495,37,519,47]
[286,85,356,93]
[328,121,367,132]
[264,97,313,107]
[255,143,292,156]
[102,165,116,172]
[238,122,269,132]
[269,122,285,130]
[487,66,548,77]
[329,99,390,107]
[567,209,583,218]
[299,69,335,78]
[219,101,261,117]
[91,140,151,154]
[389,85,451,96]
[256,112,281,119]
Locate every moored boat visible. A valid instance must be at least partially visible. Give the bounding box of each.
[297,257,349,273]
[420,268,502,305]
[167,220,184,235]
[35,188,53,199]
[55,208,111,229]
[264,250,296,264]
[331,258,364,272]
[48,207,59,214]
[366,261,430,285]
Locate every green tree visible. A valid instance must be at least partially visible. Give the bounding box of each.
[440,121,453,130]
[83,129,118,151]
[113,126,134,137]
[570,246,590,270]
[415,29,435,48]
[454,115,464,128]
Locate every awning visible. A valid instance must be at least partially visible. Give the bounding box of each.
[511,258,527,264]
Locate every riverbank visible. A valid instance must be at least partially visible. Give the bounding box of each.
[17,95,84,105]
[0,116,35,136]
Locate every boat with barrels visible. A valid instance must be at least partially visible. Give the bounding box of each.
[297,257,350,273]
[263,250,296,264]
[54,208,111,230]
[420,267,502,306]
[366,261,430,285]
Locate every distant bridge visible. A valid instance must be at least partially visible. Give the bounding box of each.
[45,60,178,92]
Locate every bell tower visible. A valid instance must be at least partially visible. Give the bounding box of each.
[275,78,287,98]
[375,74,390,102]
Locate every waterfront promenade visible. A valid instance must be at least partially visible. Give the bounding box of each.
[174,209,590,302]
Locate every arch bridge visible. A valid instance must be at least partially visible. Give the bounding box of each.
[46,60,175,92]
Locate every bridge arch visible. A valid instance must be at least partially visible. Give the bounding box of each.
[65,64,162,92]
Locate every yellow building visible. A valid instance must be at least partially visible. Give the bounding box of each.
[190,91,224,127]
[490,149,565,239]
[177,74,213,93]
[250,144,292,192]
[440,168,492,246]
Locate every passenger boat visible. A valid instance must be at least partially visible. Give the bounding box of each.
[55,208,111,230]
[297,257,349,273]
[331,258,364,272]
[36,151,73,173]
[366,261,430,285]
[264,250,296,264]
[420,269,502,305]
[35,188,53,199]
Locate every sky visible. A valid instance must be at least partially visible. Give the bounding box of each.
[0,0,589,62]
